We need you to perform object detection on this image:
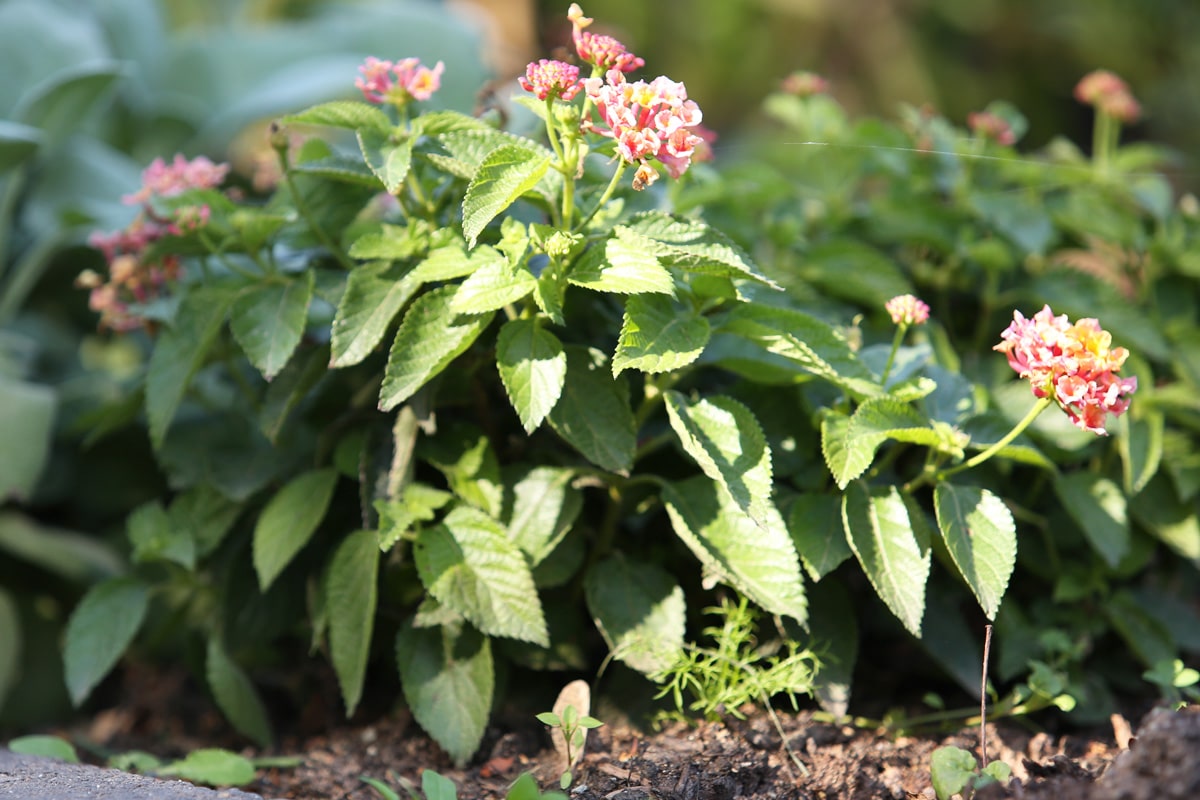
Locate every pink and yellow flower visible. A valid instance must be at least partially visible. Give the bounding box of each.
[520,59,582,102]
[1074,69,1141,124]
[967,111,1016,146]
[885,294,930,326]
[567,4,644,73]
[994,305,1137,434]
[122,154,229,205]
[355,56,445,106]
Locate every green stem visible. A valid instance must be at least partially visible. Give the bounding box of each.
[937,395,1053,481]
[197,231,260,281]
[1093,112,1115,180]
[879,324,906,386]
[573,160,627,232]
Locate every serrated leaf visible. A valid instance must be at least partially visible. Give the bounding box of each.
[357,127,413,194]
[414,506,548,645]
[934,483,1016,620]
[621,213,777,287]
[290,154,381,187]
[230,272,313,380]
[423,424,503,518]
[252,468,338,590]
[824,397,939,489]
[206,638,273,748]
[410,243,495,283]
[547,347,636,475]
[462,144,550,247]
[377,483,454,551]
[664,392,774,527]
[127,501,195,570]
[719,303,879,397]
[330,263,420,368]
[158,749,255,787]
[567,236,676,295]
[146,285,240,448]
[280,100,392,132]
[450,254,537,314]
[507,466,581,565]
[64,577,149,706]
[348,224,430,260]
[662,476,806,623]
[379,286,493,411]
[396,621,492,767]
[1054,473,1129,567]
[841,483,930,637]
[496,320,567,433]
[585,555,685,675]
[327,530,380,717]
[788,493,852,581]
[613,294,710,376]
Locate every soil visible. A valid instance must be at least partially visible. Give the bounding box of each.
[36,665,1198,800]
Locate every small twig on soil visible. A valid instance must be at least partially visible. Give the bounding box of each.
[980,623,993,768]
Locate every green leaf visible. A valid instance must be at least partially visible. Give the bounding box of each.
[0,376,56,503]
[158,749,256,787]
[662,476,806,623]
[584,555,685,675]
[6,735,79,763]
[798,239,912,308]
[496,320,567,433]
[348,223,430,260]
[377,483,454,551]
[330,263,420,368]
[357,127,413,194]
[841,483,930,637]
[280,100,392,133]
[252,468,339,590]
[933,483,1016,620]
[1118,411,1163,495]
[1054,473,1129,568]
[787,493,852,581]
[259,344,329,442]
[422,769,460,800]
[507,466,581,565]
[930,746,977,800]
[14,61,126,148]
[719,303,879,397]
[423,424,503,519]
[664,392,774,528]
[206,638,273,748]
[145,285,240,449]
[613,294,711,376]
[0,121,41,172]
[64,577,150,706]
[414,506,548,645]
[567,235,676,295]
[1128,474,1200,565]
[0,588,18,713]
[290,154,381,187]
[823,397,939,489]
[127,501,195,570]
[546,347,637,475]
[621,213,777,287]
[379,286,493,411]
[409,243,495,283]
[327,530,380,717]
[450,253,537,314]
[396,621,492,768]
[229,272,313,380]
[0,512,122,583]
[461,144,550,247]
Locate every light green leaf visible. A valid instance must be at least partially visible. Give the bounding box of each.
[396,621,492,768]
[64,577,150,706]
[1118,411,1163,495]
[719,303,879,397]
[462,144,550,247]
[206,638,273,748]
[567,235,675,295]
[787,493,852,582]
[507,466,581,565]
[662,476,806,623]
[252,468,339,591]
[613,294,711,376]
[423,424,503,518]
[290,154,381,187]
[347,223,430,260]
[496,319,567,433]
[823,397,939,489]
[357,127,413,194]
[841,483,930,637]
[229,272,313,380]
[409,243,496,283]
[146,285,240,448]
[1054,473,1129,568]
[0,376,56,502]
[158,749,256,787]
[377,483,454,551]
[127,501,195,570]
[621,213,777,287]
[450,254,537,314]
[280,100,392,133]
[664,392,773,528]
[327,530,380,717]
[1129,475,1200,565]
[6,735,79,763]
[585,555,685,675]
[330,262,420,368]
[546,347,636,475]
[379,287,493,411]
[0,588,18,713]
[933,483,1016,620]
[930,746,977,800]
[415,506,548,645]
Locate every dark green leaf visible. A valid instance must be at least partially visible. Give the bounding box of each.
[230,272,313,380]
[0,377,56,503]
[1054,472,1129,568]
[788,493,852,581]
[546,347,636,475]
[64,577,150,706]
[327,530,380,717]
[206,638,273,748]
[252,468,339,590]
[584,555,685,675]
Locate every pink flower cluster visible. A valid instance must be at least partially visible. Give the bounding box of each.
[567,4,644,73]
[885,294,930,326]
[967,111,1016,146]
[584,70,706,189]
[520,59,582,102]
[355,56,444,106]
[994,305,1137,435]
[82,154,227,332]
[1074,70,1141,124]
[780,71,829,98]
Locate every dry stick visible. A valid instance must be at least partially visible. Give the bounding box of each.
[980,624,994,768]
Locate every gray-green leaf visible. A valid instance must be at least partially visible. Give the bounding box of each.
[64,577,150,706]
[252,468,338,591]
[585,555,685,675]
[206,638,273,748]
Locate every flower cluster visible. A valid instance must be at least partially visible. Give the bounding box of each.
[1074,69,1141,124]
[519,59,582,102]
[567,4,644,73]
[355,56,444,107]
[994,305,1137,434]
[780,70,829,98]
[967,110,1016,146]
[885,294,930,326]
[80,154,227,332]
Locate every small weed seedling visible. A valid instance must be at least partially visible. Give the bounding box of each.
[362,769,566,800]
[537,704,604,790]
[1143,659,1200,709]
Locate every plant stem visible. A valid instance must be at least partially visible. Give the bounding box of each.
[937,395,1053,480]
[1093,112,1115,180]
[879,324,907,385]
[574,161,627,232]
[980,623,993,768]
